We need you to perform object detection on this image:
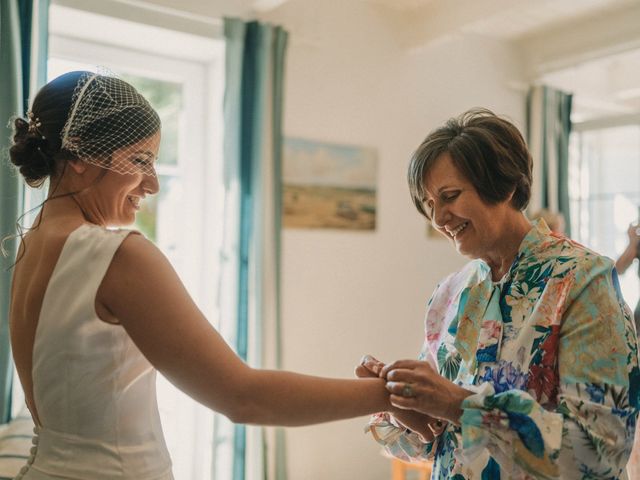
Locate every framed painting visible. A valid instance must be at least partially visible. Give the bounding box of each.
[283,138,377,230]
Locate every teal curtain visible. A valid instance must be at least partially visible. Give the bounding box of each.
[0,0,49,425]
[526,85,573,236]
[215,17,288,480]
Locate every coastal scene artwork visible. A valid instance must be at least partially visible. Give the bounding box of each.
[283,138,377,230]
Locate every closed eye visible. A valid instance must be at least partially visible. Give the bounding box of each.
[131,157,152,167]
[441,191,460,202]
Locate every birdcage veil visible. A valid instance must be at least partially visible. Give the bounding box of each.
[60,69,161,176]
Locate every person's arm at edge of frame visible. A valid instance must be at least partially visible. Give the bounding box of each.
[615,223,639,274]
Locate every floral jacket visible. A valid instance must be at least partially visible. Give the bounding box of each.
[368,220,640,479]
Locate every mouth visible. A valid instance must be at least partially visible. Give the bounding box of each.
[127,196,141,210]
[448,221,469,238]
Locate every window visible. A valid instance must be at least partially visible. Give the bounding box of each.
[14,4,227,479]
[544,48,640,312]
[569,123,640,309]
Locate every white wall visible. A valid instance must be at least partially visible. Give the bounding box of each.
[260,1,526,478]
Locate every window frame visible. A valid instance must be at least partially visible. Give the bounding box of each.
[569,117,640,309]
[13,5,227,479]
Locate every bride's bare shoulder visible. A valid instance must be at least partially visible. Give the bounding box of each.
[104,231,175,286]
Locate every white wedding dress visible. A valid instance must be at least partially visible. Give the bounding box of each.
[16,224,173,480]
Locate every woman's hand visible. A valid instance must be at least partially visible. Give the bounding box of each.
[357,355,447,441]
[381,359,473,425]
[390,410,449,443]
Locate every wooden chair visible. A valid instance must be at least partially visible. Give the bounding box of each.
[391,457,433,480]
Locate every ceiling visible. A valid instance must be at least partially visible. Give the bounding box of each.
[100,0,640,121]
[130,0,635,41]
[361,0,637,40]
[543,48,640,122]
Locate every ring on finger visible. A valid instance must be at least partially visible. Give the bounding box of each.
[401,383,415,398]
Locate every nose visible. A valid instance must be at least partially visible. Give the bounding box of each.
[431,201,451,230]
[143,170,160,195]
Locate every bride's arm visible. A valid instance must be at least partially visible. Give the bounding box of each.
[98,233,390,426]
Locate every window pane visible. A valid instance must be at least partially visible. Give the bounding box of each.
[569,125,640,311]
[582,126,640,197]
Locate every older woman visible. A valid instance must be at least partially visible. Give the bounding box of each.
[359,109,640,479]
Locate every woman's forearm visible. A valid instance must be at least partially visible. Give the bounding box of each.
[227,369,390,426]
[615,247,636,274]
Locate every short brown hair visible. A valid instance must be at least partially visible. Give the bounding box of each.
[408,108,532,219]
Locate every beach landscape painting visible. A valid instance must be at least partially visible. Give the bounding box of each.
[283,138,377,230]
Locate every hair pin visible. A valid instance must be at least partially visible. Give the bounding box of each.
[27,111,45,139]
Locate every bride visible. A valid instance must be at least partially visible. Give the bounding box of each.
[7,71,430,479]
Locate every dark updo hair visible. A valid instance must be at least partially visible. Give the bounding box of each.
[408,108,533,219]
[9,71,161,187]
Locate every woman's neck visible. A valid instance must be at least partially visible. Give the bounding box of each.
[34,178,91,228]
[483,212,532,281]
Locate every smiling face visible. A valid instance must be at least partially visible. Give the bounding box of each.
[72,131,161,227]
[423,152,518,260]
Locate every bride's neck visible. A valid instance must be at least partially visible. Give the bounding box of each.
[34,180,87,227]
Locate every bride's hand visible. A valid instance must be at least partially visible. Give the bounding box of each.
[355,354,385,378]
